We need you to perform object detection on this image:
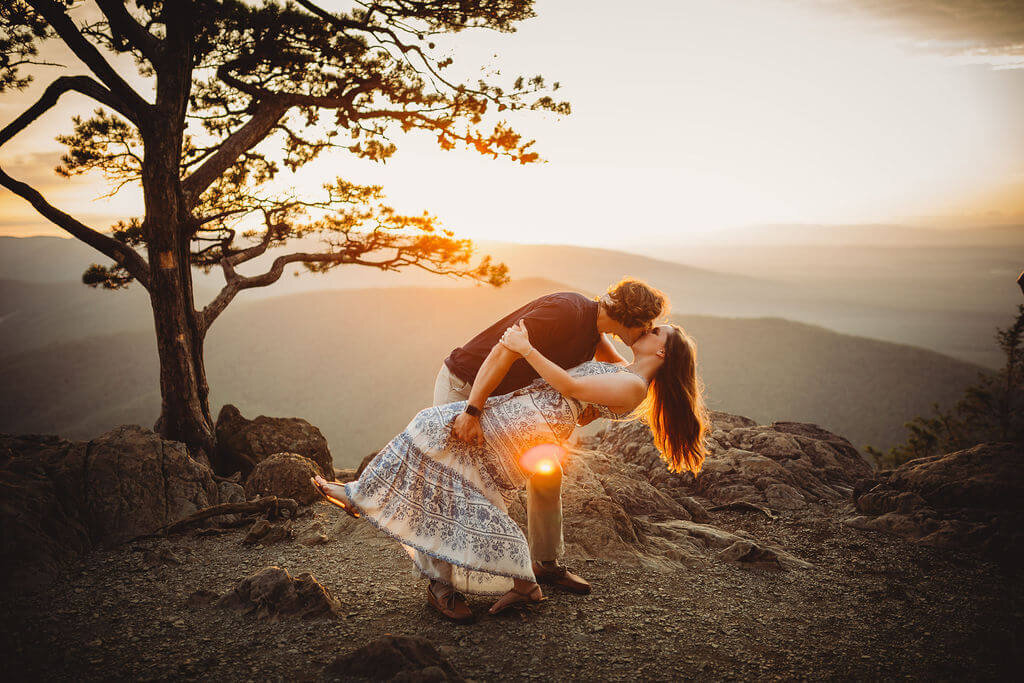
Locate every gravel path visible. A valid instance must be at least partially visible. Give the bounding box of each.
[2,500,1020,681]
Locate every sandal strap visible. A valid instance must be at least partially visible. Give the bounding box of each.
[512,583,541,598]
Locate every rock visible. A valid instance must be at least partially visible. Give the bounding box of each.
[334,467,359,483]
[849,442,1024,563]
[213,566,342,620]
[709,411,758,430]
[588,411,873,512]
[217,480,248,524]
[325,635,465,682]
[0,433,92,592]
[296,521,330,546]
[548,448,804,570]
[214,404,334,480]
[764,483,808,510]
[243,518,294,545]
[244,452,322,505]
[0,426,222,593]
[653,519,813,570]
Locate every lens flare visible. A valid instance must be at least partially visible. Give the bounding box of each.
[519,443,567,475]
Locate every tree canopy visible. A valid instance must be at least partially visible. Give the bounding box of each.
[1,0,569,325]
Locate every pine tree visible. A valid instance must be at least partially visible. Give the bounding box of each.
[0,1,567,466]
[867,303,1024,468]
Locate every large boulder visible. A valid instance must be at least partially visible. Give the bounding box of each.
[846,442,1024,563]
[0,425,222,592]
[215,404,334,480]
[505,446,810,571]
[244,452,322,505]
[588,411,874,512]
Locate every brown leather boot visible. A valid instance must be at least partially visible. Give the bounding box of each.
[427,580,475,624]
[532,560,591,594]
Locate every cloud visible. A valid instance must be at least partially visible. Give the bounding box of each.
[1,151,68,189]
[804,0,1024,68]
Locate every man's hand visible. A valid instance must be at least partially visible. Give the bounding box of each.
[452,411,485,444]
[576,404,600,426]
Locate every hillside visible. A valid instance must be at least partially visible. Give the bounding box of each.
[1,234,1013,368]
[0,280,984,461]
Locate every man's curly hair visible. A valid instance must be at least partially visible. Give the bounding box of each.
[600,278,668,328]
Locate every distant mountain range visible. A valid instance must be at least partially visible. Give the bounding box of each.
[0,276,985,465]
[2,233,1016,368]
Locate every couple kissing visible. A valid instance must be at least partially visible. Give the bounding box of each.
[312,278,709,623]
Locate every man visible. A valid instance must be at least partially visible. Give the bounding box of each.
[428,278,668,621]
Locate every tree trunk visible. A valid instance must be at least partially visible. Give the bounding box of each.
[146,212,215,464]
[143,116,213,462]
[145,6,211,463]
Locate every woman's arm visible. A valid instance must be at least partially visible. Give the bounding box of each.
[500,321,646,410]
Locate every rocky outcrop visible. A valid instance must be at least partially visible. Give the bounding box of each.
[1,426,221,591]
[326,635,465,682]
[846,442,1024,563]
[212,566,343,620]
[214,404,334,480]
[505,445,811,571]
[589,411,874,512]
[243,452,322,505]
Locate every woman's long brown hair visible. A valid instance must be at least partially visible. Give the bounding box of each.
[630,324,710,474]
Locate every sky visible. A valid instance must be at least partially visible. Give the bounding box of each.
[1,0,1023,248]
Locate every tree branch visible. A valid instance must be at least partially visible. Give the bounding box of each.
[94,0,162,65]
[181,97,292,207]
[0,166,151,290]
[26,0,151,118]
[0,75,140,146]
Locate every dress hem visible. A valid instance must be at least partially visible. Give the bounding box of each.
[343,482,537,595]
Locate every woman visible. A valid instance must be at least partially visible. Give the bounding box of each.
[312,320,709,618]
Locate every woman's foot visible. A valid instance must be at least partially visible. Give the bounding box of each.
[427,580,475,624]
[310,474,360,518]
[488,580,546,615]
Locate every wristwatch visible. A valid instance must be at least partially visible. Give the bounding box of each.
[463,403,482,418]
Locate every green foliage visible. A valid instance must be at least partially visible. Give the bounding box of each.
[866,304,1024,469]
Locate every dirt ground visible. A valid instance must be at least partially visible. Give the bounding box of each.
[2,500,1021,682]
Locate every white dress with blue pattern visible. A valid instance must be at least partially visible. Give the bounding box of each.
[342,360,642,595]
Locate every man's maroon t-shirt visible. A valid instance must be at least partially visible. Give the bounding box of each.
[444,292,601,396]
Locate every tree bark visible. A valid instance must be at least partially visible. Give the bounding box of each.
[145,201,215,462]
[145,4,213,462]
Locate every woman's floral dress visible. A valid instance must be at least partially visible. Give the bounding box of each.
[341,360,643,595]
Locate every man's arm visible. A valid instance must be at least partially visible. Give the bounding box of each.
[501,321,646,413]
[451,342,518,444]
[593,333,629,365]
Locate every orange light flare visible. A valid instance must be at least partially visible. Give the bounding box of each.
[519,443,568,476]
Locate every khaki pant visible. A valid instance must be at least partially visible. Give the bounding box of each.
[433,363,564,562]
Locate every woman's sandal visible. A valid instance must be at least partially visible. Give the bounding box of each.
[310,475,360,518]
[488,582,547,615]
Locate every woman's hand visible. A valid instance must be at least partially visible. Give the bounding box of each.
[499,320,533,356]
